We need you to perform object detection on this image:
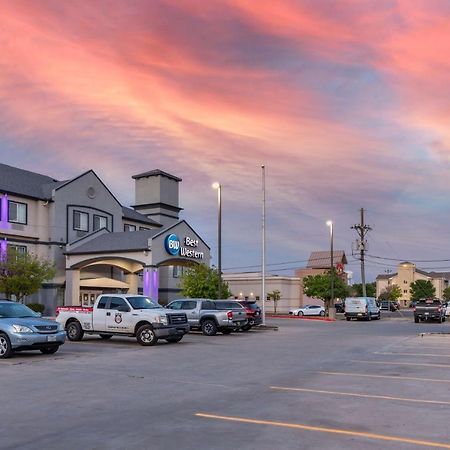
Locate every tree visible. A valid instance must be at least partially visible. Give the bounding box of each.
[378,284,402,301]
[302,270,349,315]
[410,279,436,302]
[443,287,450,302]
[267,290,281,315]
[179,264,232,299]
[351,282,376,297]
[0,248,56,303]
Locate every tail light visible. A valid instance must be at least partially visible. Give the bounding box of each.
[55,307,60,317]
[227,310,233,320]
[413,307,416,312]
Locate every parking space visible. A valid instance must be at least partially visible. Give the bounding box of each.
[3,318,450,449]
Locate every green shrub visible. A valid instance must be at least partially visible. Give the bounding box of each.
[27,303,45,314]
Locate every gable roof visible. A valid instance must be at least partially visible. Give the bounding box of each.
[66,229,161,255]
[122,206,162,227]
[306,250,347,269]
[0,163,61,200]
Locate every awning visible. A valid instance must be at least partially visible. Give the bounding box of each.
[79,277,130,289]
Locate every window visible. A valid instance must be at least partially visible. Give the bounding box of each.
[74,211,88,231]
[201,301,216,310]
[167,301,183,310]
[124,224,136,232]
[181,301,197,310]
[8,201,27,224]
[403,280,407,284]
[108,297,129,312]
[93,215,107,231]
[173,266,184,278]
[404,289,408,293]
[8,244,27,256]
[97,297,108,309]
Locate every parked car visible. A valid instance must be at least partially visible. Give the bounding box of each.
[414,298,446,323]
[0,300,66,359]
[166,299,247,335]
[445,302,450,317]
[289,305,325,317]
[380,300,399,311]
[57,294,189,346]
[344,297,380,321]
[237,300,262,331]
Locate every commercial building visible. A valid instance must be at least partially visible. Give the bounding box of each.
[376,262,450,307]
[0,163,210,313]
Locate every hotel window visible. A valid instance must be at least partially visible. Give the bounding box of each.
[93,215,107,231]
[73,211,89,231]
[124,224,136,232]
[8,201,27,224]
[173,266,184,278]
[403,289,408,293]
[8,244,27,256]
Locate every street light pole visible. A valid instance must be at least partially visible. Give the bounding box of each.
[212,182,222,299]
[326,220,334,317]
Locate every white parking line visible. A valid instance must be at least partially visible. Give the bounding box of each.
[352,360,450,369]
[270,386,450,405]
[318,371,450,384]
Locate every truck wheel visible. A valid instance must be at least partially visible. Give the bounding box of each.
[99,334,113,340]
[66,321,84,341]
[136,325,158,346]
[0,333,13,359]
[165,336,183,343]
[40,346,59,355]
[346,317,351,321]
[201,320,218,336]
[414,317,419,323]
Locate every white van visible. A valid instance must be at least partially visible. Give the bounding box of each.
[344,297,380,321]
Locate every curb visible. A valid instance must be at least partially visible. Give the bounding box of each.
[267,314,336,322]
[253,325,279,331]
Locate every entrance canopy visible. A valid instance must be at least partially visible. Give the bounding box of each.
[63,220,210,305]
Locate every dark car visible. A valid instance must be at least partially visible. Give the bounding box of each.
[414,298,446,323]
[237,300,262,331]
[380,300,399,312]
[334,302,345,313]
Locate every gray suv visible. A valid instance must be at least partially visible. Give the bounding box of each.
[166,299,247,335]
[0,300,66,358]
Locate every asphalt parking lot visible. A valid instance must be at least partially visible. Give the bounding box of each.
[2,315,450,449]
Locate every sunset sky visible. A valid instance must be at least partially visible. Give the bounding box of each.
[2,0,450,282]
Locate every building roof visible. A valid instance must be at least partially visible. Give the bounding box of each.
[66,229,160,255]
[122,206,161,227]
[376,273,397,280]
[0,163,61,200]
[306,250,347,269]
[132,169,182,182]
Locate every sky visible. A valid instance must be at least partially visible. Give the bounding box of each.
[2,0,450,282]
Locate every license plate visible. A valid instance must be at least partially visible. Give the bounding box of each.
[47,335,57,342]
[357,313,362,316]
[425,312,429,315]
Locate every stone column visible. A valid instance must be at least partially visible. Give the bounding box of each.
[65,268,80,306]
[142,266,159,301]
[125,273,139,294]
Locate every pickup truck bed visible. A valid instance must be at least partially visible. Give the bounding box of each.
[414,299,446,323]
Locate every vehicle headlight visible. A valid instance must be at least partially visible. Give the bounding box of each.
[154,315,168,325]
[12,324,34,333]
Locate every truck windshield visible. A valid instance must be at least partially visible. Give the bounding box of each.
[127,297,161,310]
[0,303,39,318]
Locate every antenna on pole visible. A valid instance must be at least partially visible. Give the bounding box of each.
[351,208,372,297]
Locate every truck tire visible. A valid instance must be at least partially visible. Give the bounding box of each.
[66,321,84,341]
[201,319,218,336]
[136,324,158,346]
[346,317,351,321]
[99,334,113,340]
[0,333,13,359]
[414,316,419,323]
[40,346,59,355]
[165,336,183,343]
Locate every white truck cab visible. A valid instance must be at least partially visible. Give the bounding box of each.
[56,294,189,345]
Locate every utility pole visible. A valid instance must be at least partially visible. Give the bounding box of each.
[351,208,372,297]
[261,165,266,325]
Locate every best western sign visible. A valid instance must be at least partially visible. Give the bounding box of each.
[164,234,204,260]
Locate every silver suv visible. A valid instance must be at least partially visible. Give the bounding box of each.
[0,300,66,358]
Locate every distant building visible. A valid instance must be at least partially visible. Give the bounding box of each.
[295,250,348,306]
[376,262,450,307]
[222,272,301,314]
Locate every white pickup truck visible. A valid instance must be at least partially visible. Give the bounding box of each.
[56,294,189,346]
